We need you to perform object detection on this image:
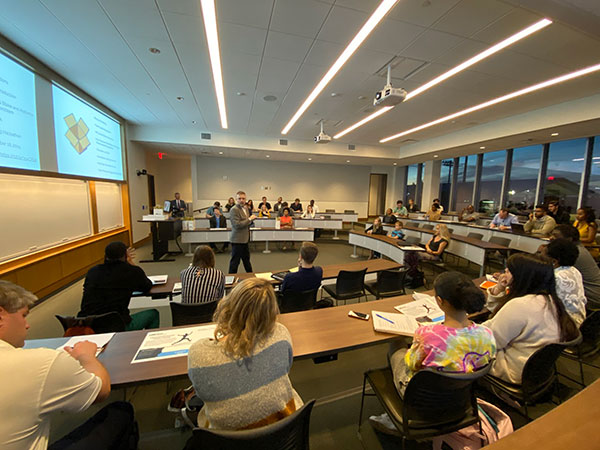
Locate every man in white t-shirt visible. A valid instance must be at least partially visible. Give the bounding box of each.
[0,281,135,449]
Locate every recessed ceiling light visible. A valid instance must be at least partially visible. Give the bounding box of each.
[236,92,246,96]
[218,151,223,155]
[380,61,600,143]
[346,160,350,163]
[263,95,277,102]
[480,146,486,149]
[176,96,184,101]
[266,155,270,158]
[308,158,312,161]
[434,155,439,158]
[201,0,228,129]
[393,162,397,165]
[551,132,559,136]
[149,47,161,54]
[330,92,340,97]
[333,18,552,140]
[192,120,197,124]
[281,0,399,135]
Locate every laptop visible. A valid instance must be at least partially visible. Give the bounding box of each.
[510,223,527,234]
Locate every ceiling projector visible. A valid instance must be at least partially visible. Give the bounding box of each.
[314,121,331,144]
[373,64,407,107]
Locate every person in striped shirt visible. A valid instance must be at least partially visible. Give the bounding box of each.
[180,246,225,304]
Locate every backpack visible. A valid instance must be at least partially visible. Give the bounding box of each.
[432,399,513,450]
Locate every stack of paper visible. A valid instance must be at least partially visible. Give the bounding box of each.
[372,311,419,336]
[255,272,273,281]
[172,282,182,294]
[395,295,444,323]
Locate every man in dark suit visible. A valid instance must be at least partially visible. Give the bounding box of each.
[229,191,256,273]
[170,192,186,217]
[209,208,228,253]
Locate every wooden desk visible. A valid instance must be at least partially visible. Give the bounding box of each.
[354,227,509,276]
[181,228,315,254]
[235,258,401,284]
[484,379,600,450]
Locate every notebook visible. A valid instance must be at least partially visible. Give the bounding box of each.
[172,282,182,294]
[271,271,289,282]
[148,275,168,285]
[225,276,237,285]
[372,311,420,336]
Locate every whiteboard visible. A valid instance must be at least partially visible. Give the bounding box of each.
[0,174,92,262]
[95,182,123,232]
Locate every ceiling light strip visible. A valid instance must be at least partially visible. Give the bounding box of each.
[201,0,228,129]
[334,18,552,139]
[281,0,399,135]
[379,62,600,143]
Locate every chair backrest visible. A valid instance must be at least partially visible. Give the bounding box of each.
[422,224,434,230]
[185,400,315,450]
[489,236,511,247]
[336,269,367,295]
[376,269,408,295]
[406,222,419,228]
[344,210,355,213]
[580,311,600,348]
[521,333,581,399]
[279,289,319,313]
[467,232,484,240]
[325,209,335,213]
[447,228,454,234]
[402,365,491,432]
[170,301,219,326]
[404,236,421,245]
[56,312,126,336]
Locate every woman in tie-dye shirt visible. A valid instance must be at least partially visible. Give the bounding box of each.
[370,271,496,435]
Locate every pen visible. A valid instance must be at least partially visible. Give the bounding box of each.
[376,313,395,324]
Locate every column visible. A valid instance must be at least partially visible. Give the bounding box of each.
[421,159,442,210]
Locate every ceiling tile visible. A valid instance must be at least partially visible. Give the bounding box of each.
[220,22,268,57]
[388,0,461,28]
[432,0,514,38]
[264,31,314,63]
[271,0,332,39]
[256,57,301,94]
[362,17,425,54]
[317,5,368,45]
[400,29,466,61]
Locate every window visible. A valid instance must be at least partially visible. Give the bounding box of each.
[479,150,505,215]
[406,164,418,204]
[545,138,587,214]
[455,156,476,210]
[439,159,454,211]
[587,137,600,212]
[507,145,542,215]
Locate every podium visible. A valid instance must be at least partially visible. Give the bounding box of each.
[138,218,182,262]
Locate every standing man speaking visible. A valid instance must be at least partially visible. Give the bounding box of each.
[229,190,256,273]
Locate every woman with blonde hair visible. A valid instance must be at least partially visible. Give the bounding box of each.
[405,224,451,282]
[187,278,302,430]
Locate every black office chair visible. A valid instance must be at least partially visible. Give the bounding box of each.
[184,400,315,450]
[322,269,367,305]
[467,232,484,240]
[560,311,600,386]
[55,312,126,336]
[279,288,319,313]
[481,333,582,420]
[421,224,434,230]
[486,236,512,272]
[170,301,219,326]
[359,365,491,450]
[365,269,408,299]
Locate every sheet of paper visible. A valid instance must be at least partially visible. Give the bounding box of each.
[148,275,168,285]
[255,272,273,281]
[395,296,444,322]
[288,266,299,273]
[399,246,425,251]
[172,282,182,293]
[131,324,216,364]
[225,276,237,285]
[59,333,115,356]
[371,311,419,336]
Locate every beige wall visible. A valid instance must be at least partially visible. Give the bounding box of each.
[145,152,193,209]
[126,140,150,244]
[193,156,372,216]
